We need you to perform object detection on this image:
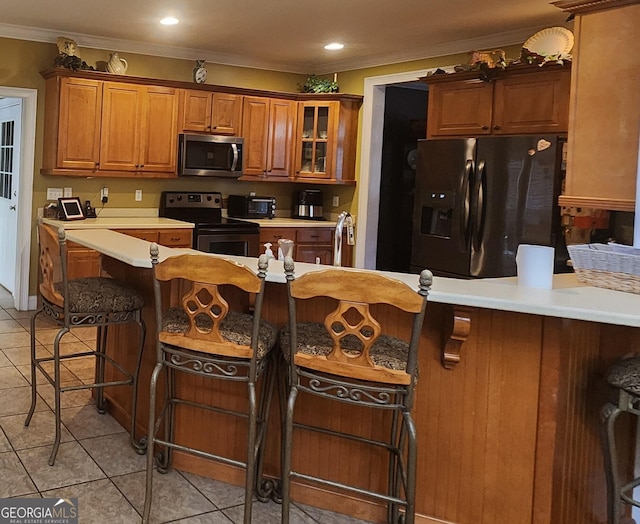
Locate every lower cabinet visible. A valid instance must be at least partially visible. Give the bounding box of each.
[66,228,193,278]
[259,226,351,266]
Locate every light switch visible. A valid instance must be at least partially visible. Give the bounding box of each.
[63,187,73,197]
[135,189,143,202]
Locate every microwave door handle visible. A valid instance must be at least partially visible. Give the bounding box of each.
[230,143,239,171]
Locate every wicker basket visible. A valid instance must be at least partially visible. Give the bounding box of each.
[567,244,640,294]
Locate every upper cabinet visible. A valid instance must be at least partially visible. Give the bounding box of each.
[180,90,242,135]
[42,76,103,171]
[241,96,296,179]
[295,101,338,180]
[42,73,179,178]
[553,0,640,212]
[40,69,362,183]
[424,66,570,138]
[100,83,179,174]
[293,98,360,184]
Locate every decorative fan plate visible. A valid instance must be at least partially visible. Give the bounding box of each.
[524,27,574,56]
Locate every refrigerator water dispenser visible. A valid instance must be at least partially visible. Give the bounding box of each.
[420,191,454,238]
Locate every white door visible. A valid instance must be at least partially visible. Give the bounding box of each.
[0,98,22,293]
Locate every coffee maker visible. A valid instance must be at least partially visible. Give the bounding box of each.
[292,189,324,219]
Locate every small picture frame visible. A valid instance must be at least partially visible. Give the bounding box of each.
[57,197,85,221]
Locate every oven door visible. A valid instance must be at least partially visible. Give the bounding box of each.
[196,228,260,257]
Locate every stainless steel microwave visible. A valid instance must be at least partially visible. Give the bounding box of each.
[178,134,244,177]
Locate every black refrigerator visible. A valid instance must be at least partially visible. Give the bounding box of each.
[410,136,567,278]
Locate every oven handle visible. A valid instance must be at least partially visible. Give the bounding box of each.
[230,144,239,172]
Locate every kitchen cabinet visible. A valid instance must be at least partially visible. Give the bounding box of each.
[100,83,179,175]
[66,244,102,280]
[553,0,640,212]
[40,70,362,182]
[424,66,570,138]
[66,228,192,278]
[259,225,351,266]
[293,99,360,185]
[42,76,103,171]
[181,90,242,135]
[241,96,296,179]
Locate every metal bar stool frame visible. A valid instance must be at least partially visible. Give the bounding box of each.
[280,257,432,524]
[601,356,640,524]
[25,223,146,465]
[143,246,277,524]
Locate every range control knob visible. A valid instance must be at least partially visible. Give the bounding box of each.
[177,195,183,201]
[206,195,212,201]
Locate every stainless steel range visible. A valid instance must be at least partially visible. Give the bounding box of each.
[159,191,260,257]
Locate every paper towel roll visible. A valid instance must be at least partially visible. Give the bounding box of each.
[516,244,554,289]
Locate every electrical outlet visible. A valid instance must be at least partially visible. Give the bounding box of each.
[100,187,109,204]
[332,195,339,207]
[63,187,73,197]
[135,189,143,202]
[46,187,63,200]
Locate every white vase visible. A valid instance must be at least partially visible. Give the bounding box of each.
[107,53,128,75]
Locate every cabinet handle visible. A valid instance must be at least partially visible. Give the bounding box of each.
[493,125,501,130]
[206,126,211,130]
[481,125,489,130]
[170,237,180,241]
[95,162,100,167]
[140,164,144,168]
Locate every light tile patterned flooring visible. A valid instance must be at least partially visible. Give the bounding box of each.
[0,289,371,524]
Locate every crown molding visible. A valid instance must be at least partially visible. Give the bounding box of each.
[552,0,639,14]
[0,21,568,75]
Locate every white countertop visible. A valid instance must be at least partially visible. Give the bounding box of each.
[42,217,194,230]
[63,229,640,328]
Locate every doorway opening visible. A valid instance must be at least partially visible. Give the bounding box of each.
[0,87,37,311]
[356,66,454,270]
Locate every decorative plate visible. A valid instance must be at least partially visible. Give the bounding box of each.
[524,27,574,56]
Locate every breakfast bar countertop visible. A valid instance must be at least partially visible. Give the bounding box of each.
[64,228,640,329]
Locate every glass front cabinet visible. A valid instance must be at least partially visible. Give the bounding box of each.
[295,101,339,180]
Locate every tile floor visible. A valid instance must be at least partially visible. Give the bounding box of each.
[0,288,372,524]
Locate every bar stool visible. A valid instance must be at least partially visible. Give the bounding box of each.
[602,355,640,524]
[143,246,277,524]
[279,258,432,524]
[25,223,146,465]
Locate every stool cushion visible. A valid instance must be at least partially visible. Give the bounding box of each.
[56,277,144,314]
[279,323,409,371]
[162,308,277,359]
[607,356,640,396]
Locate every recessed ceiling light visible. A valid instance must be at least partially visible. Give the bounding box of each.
[160,17,179,25]
[324,43,344,51]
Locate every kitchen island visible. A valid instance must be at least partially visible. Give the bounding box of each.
[65,228,639,524]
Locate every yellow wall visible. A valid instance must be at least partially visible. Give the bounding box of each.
[0,36,523,296]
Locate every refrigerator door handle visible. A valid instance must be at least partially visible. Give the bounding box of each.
[472,160,486,250]
[458,159,473,251]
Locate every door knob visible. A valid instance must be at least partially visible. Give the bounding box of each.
[9,205,16,210]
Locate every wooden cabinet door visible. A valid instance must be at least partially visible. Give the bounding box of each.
[266,99,296,178]
[54,77,103,170]
[427,81,493,138]
[492,70,570,135]
[295,101,338,180]
[66,246,102,279]
[100,82,143,171]
[182,90,213,132]
[242,96,270,177]
[211,93,242,135]
[140,86,179,173]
